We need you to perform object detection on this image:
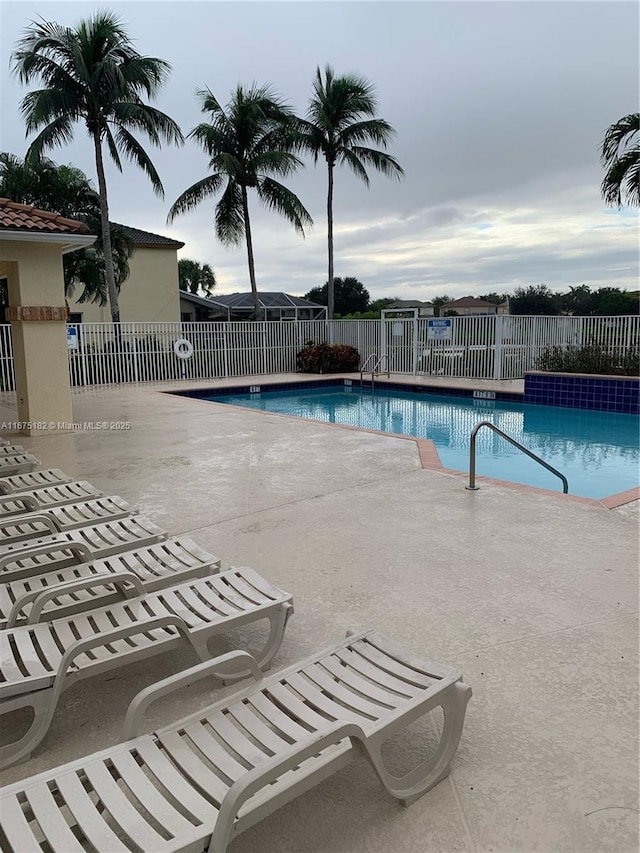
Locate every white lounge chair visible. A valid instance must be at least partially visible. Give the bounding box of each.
[0,481,103,518]
[0,536,221,629]
[0,496,134,545]
[0,516,166,582]
[0,445,26,456]
[0,453,40,477]
[0,468,73,495]
[0,568,293,768]
[0,630,470,851]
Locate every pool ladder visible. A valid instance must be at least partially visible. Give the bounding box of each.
[466,421,568,494]
[360,354,390,390]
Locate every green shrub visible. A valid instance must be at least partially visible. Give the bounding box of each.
[535,344,639,376]
[296,342,360,373]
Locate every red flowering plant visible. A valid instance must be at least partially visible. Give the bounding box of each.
[296,342,360,373]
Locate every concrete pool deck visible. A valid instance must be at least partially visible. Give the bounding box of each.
[1,374,638,852]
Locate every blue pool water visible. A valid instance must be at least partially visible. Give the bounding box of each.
[206,386,640,499]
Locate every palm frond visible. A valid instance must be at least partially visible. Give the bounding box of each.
[258,177,313,235]
[215,180,245,245]
[111,102,184,146]
[600,113,639,164]
[337,148,370,185]
[601,147,640,207]
[167,173,225,222]
[104,126,123,171]
[114,126,164,195]
[339,118,396,148]
[188,121,235,157]
[346,145,404,179]
[599,113,639,207]
[20,87,82,132]
[251,149,304,177]
[25,116,76,161]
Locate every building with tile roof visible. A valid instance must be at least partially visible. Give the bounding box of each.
[67,223,184,323]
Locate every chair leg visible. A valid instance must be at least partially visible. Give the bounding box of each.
[212,604,292,684]
[0,689,56,769]
[359,681,472,807]
[253,603,292,671]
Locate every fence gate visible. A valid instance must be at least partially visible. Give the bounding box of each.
[381,310,418,374]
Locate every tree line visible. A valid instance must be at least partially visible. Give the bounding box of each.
[304,280,639,317]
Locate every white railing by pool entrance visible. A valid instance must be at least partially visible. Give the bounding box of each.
[0,315,637,389]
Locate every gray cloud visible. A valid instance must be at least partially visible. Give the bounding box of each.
[0,0,638,303]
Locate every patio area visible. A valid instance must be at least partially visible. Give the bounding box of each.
[1,374,638,852]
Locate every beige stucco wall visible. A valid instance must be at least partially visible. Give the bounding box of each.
[68,247,180,323]
[0,240,73,434]
[178,297,197,321]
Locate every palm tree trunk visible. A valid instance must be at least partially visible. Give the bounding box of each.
[242,186,260,319]
[92,132,120,325]
[327,161,335,320]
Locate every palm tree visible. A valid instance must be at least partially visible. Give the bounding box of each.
[168,85,312,316]
[12,11,183,323]
[298,66,404,319]
[0,152,134,305]
[600,113,639,208]
[178,258,216,296]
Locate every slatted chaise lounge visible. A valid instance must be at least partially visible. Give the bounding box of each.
[0,445,27,456]
[0,453,40,477]
[0,568,293,768]
[0,537,222,629]
[0,496,134,545]
[0,629,471,852]
[0,468,71,494]
[0,481,103,518]
[0,516,167,582]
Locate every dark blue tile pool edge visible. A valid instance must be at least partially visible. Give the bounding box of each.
[524,372,639,415]
[165,373,639,414]
[164,377,526,404]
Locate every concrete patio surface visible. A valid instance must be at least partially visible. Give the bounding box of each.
[1,374,638,852]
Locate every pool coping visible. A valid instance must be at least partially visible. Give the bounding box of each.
[162,375,639,511]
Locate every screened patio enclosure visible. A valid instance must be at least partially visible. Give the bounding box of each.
[181,291,327,322]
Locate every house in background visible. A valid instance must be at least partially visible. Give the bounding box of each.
[67,225,184,323]
[386,299,434,317]
[179,291,327,322]
[444,296,509,316]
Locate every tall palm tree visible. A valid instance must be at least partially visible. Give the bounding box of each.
[168,85,312,316]
[12,11,183,323]
[298,66,404,319]
[0,152,134,305]
[178,258,216,296]
[600,113,639,208]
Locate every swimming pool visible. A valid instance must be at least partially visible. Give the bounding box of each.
[201,384,639,500]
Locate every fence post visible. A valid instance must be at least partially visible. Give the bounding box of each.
[412,315,418,374]
[131,331,139,383]
[493,315,503,380]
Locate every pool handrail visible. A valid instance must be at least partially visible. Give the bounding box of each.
[360,354,390,389]
[466,420,569,494]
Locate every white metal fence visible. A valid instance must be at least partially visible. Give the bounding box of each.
[0,315,637,390]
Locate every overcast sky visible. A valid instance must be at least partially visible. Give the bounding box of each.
[1,0,638,301]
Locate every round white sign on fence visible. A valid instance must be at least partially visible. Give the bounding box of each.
[174,338,194,360]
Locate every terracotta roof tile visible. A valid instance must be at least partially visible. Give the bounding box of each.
[0,198,90,235]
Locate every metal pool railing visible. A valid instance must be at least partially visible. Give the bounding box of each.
[466,421,569,493]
